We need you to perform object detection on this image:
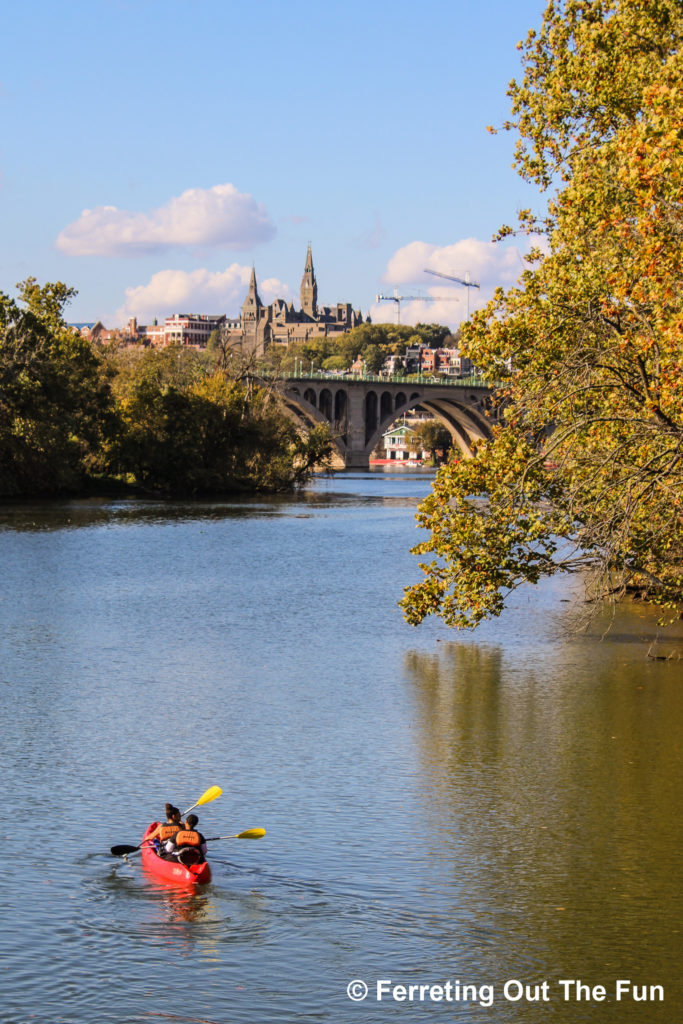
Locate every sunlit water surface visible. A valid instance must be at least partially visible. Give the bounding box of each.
[0,471,680,1023]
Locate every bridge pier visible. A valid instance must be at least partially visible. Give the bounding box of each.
[344,388,370,469]
[344,450,370,470]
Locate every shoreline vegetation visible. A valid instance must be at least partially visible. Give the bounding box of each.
[0,279,337,500]
[0,285,458,502]
[400,0,682,630]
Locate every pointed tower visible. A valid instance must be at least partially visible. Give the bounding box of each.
[300,245,318,319]
[241,266,266,354]
[241,266,262,326]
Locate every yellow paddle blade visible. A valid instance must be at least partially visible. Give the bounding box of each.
[196,785,223,807]
[237,828,266,839]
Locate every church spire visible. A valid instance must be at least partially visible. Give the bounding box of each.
[241,265,262,325]
[300,244,318,318]
[247,265,261,307]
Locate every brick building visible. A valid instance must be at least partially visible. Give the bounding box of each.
[144,313,227,347]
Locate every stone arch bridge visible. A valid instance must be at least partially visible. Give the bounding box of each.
[275,373,496,469]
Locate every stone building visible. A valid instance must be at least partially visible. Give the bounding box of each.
[235,246,364,356]
[83,246,363,354]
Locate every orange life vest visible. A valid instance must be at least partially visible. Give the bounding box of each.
[158,823,181,841]
[174,829,201,847]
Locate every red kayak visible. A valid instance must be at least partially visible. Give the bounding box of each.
[140,823,212,886]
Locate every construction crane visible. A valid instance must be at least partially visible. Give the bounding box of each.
[375,287,460,325]
[423,268,480,321]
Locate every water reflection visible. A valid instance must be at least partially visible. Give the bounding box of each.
[142,882,217,924]
[0,484,431,533]
[403,638,683,1017]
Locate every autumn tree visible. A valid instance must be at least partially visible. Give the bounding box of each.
[107,346,333,494]
[402,0,682,628]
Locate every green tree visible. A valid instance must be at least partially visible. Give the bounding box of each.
[414,323,454,349]
[0,283,334,498]
[0,280,115,495]
[411,420,452,464]
[402,0,683,629]
[361,344,386,375]
[108,346,333,494]
[106,343,207,400]
[16,277,78,330]
[300,337,337,367]
[322,354,350,372]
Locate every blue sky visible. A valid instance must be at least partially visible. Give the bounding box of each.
[2,0,548,328]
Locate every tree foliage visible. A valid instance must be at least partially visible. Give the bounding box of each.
[0,283,333,498]
[402,0,682,628]
[259,322,458,376]
[0,280,115,494]
[105,346,334,495]
[411,419,452,464]
[361,344,386,375]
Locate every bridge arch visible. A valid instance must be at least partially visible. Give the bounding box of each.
[280,387,348,464]
[365,391,378,445]
[334,390,348,441]
[319,388,333,420]
[279,377,495,468]
[365,395,492,460]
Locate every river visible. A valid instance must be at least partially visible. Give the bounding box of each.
[0,471,680,1023]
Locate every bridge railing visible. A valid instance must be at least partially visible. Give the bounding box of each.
[274,371,489,388]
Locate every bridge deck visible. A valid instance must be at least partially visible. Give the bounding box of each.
[276,371,489,388]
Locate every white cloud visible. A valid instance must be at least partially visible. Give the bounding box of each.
[115,264,293,323]
[372,237,530,328]
[56,183,276,257]
[259,277,296,305]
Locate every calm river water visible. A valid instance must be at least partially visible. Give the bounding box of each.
[0,471,681,1024]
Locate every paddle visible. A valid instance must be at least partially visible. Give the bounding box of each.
[182,785,223,816]
[205,828,266,841]
[111,841,152,857]
[110,785,223,857]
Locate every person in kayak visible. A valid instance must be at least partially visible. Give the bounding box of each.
[146,804,182,852]
[165,814,208,866]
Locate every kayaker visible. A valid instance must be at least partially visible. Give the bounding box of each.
[146,804,182,851]
[166,814,208,866]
